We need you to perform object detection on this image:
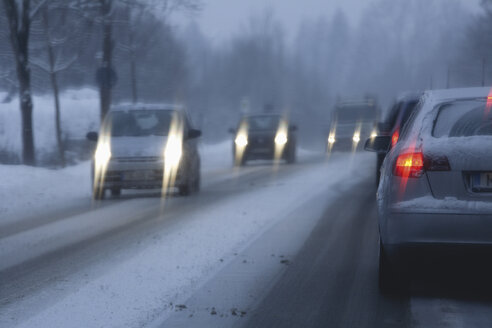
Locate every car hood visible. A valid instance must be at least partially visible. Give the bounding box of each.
[110,136,167,158]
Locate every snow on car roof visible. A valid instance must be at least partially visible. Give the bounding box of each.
[111,103,185,112]
[426,87,492,103]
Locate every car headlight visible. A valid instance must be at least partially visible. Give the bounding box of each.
[95,142,111,166]
[352,133,361,143]
[275,132,288,145]
[164,137,182,167]
[235,134,248,147]
[328,135,336,144]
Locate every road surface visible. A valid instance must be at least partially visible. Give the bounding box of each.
[1,150,492,327]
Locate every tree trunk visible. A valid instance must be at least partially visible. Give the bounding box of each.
[3,0,36,165]
[42,7,65,167]
[130,54,138,103]
[100,0,113,120]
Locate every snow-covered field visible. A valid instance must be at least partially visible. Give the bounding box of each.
[0,145,372,328]
[0,88,100,162]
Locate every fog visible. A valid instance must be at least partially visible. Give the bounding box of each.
[0,0,489,163]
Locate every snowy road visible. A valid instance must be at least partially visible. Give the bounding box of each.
[2,146,492,327]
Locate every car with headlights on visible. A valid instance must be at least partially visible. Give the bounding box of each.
[229,114,297,166]
[327,97,380,151]
[365,87,492,293]
[86,104,201,199]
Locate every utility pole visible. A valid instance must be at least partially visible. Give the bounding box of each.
[446,66,451,89]
[482,57,486,87]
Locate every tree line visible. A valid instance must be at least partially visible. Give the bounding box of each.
[1,0,490,165]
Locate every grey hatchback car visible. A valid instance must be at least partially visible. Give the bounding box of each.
[87,104,201,199]
[366,87,492,292]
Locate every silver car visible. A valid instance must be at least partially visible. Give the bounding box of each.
[366,87,492,292]
[87,104,201,199]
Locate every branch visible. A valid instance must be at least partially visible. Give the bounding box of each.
[30,0,50,20]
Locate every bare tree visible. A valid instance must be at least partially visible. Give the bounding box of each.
[2,0,48,165]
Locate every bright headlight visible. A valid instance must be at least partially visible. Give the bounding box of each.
[328,135,336,144]
[352,133,361,143]
[235,134,248,147]
[275,132,288,145]
[95,143,111,166]
[371,131,378,138]
[164,137,182,167]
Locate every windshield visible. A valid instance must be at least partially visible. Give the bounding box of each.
[108,110,174,137]
[335,105,377,122]
[433,100,492,138]
[244,116,281,131]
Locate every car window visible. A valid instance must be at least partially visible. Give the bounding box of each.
[433,100,492,138]
[109,110,174,137]
[245,116,281,130]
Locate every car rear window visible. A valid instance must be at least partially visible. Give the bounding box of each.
[433,100,492,138]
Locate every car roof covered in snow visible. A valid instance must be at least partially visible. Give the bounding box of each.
[110,103,185,112]
[425,87,492,104]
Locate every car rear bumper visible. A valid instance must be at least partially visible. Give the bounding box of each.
[382,211,492,247]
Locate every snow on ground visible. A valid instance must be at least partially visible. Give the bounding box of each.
[0,161,91,226]
[0,88,100,160]
[0,150,373,328]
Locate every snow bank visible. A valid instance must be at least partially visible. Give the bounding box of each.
[0,88,100,162]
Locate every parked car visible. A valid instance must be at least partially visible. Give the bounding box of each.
[365,87,492,293]
[229,113,297,166]
[86,104,201,199]
[375,93,421,184]
[327,97,380,151]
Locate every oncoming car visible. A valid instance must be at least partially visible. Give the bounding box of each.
[365,87,492,292]
[327,97,380,151]
[86,104,201,199]
[230,114,297,166]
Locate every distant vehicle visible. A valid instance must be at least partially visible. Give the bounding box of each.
[86,104,201,199]
[374,93,421,184]
[229,113,297,166]
[327,97,380,151]
[365,87,492,293]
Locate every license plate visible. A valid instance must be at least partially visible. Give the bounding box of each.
[471,172,492,192]
[123,171,151,181]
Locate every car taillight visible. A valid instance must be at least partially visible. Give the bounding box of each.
[391,130,399,147]
[394,152,424,178]
[394,152,451,178]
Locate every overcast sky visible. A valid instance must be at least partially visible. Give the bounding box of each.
[176,0,482,43]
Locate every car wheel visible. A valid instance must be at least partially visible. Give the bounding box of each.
[286,150,296,164]
[93,187,105,200]
[111,188,121,197]
[178,176,193,196]
[379,239,408,295]
[193,171,201,192]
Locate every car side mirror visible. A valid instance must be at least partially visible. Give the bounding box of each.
[289,125,298,132]
[364,136,391,153]
[188,128,202,139]
[228,128,236,134]
[86,131,98,142]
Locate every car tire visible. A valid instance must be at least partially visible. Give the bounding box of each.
[111,188,121,197]
[178,175,193,196]
[93,187,105,200]
[379,239,408,295]
[193,171,201,192]
[286,150,296,164]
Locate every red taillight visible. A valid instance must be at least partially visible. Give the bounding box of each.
[394,152,451,178]
[391,130,399,147]
[394,152,424,178]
